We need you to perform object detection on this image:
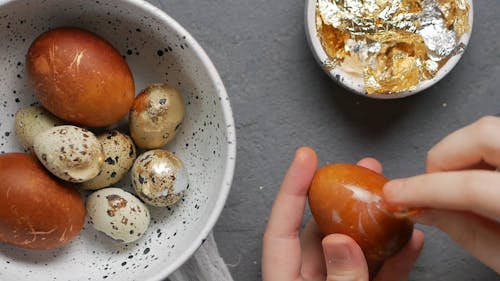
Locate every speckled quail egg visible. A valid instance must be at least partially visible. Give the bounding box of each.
[15,106,64,152]
[80,131,137,190]
[131,149,189,207]
[130,83,185,149]
[86,188,150,243]
[33,125,104,182]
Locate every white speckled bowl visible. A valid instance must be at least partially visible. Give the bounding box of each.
[0,0,236,280]
[305,0,474,99]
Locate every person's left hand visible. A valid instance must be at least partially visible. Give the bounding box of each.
[262,147,425,281]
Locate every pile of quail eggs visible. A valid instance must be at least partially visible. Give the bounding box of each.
[14,83,189,243]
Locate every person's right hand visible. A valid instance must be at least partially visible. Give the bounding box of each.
[384,116,500,273]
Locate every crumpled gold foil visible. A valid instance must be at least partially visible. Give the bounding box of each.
[438,0,470,37]
[317,0,470,94]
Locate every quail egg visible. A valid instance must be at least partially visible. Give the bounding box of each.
[15,106,64,152]
[33,125,104,182]
[130,83,185,149]
[86,188,150,243]
[81,131,137,190]
[131,149,189,207]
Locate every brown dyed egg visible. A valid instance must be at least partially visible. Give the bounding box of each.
[26,27,135,127]
[308,164,413,275]
[0,153,85,250]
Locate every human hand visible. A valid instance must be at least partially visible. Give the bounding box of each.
[384,116,500,273]
[262,147,424,281]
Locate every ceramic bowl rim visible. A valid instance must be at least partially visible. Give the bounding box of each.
[0,0,237,280]
[304,0,474,99]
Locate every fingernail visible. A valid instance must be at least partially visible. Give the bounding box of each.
[294,147,308,161]
[325,243,351,265]
[384,180,403,200]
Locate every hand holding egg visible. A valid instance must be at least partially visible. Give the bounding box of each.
[263,148,424,281]
[308,163,414,275]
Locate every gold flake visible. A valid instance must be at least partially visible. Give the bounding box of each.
[316,0,470,94]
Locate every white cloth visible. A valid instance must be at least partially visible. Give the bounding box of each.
[168,233,234,281]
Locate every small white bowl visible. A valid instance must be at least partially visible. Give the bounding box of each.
[305,0,474,99]
[0,0,236,280]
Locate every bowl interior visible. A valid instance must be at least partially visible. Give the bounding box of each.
[0,0,235,280]
[305,0,474,99]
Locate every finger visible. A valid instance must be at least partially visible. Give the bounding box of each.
[427,116,500,173]
[412,209,500,273]
[263,147,318,281]
[322,234,369,281]
[265,146,318,238]
[357,157,383,174]
[300,220,326,281]
[384,170,500,220]
[462,161,497,171]
[374,230,425,281]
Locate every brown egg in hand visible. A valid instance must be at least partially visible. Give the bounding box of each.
[26,27,135,127]
[308,164,413,276]
[0,153,85,250]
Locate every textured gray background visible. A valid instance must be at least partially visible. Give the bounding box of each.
[149,0,500,280]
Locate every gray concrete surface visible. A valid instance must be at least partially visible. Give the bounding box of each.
[150,0,500,280]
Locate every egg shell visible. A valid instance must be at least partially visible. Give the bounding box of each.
[86,188,150,243]
[14,106,64,152]
[0,153,85,250]
[308,164,413,276]
[130,84,185,149]
[80,131,137,190]
[33,125,104,182]
[26,27,135,127]
[131,149,189,207]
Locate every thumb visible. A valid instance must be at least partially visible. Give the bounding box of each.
[322,234,369,281]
